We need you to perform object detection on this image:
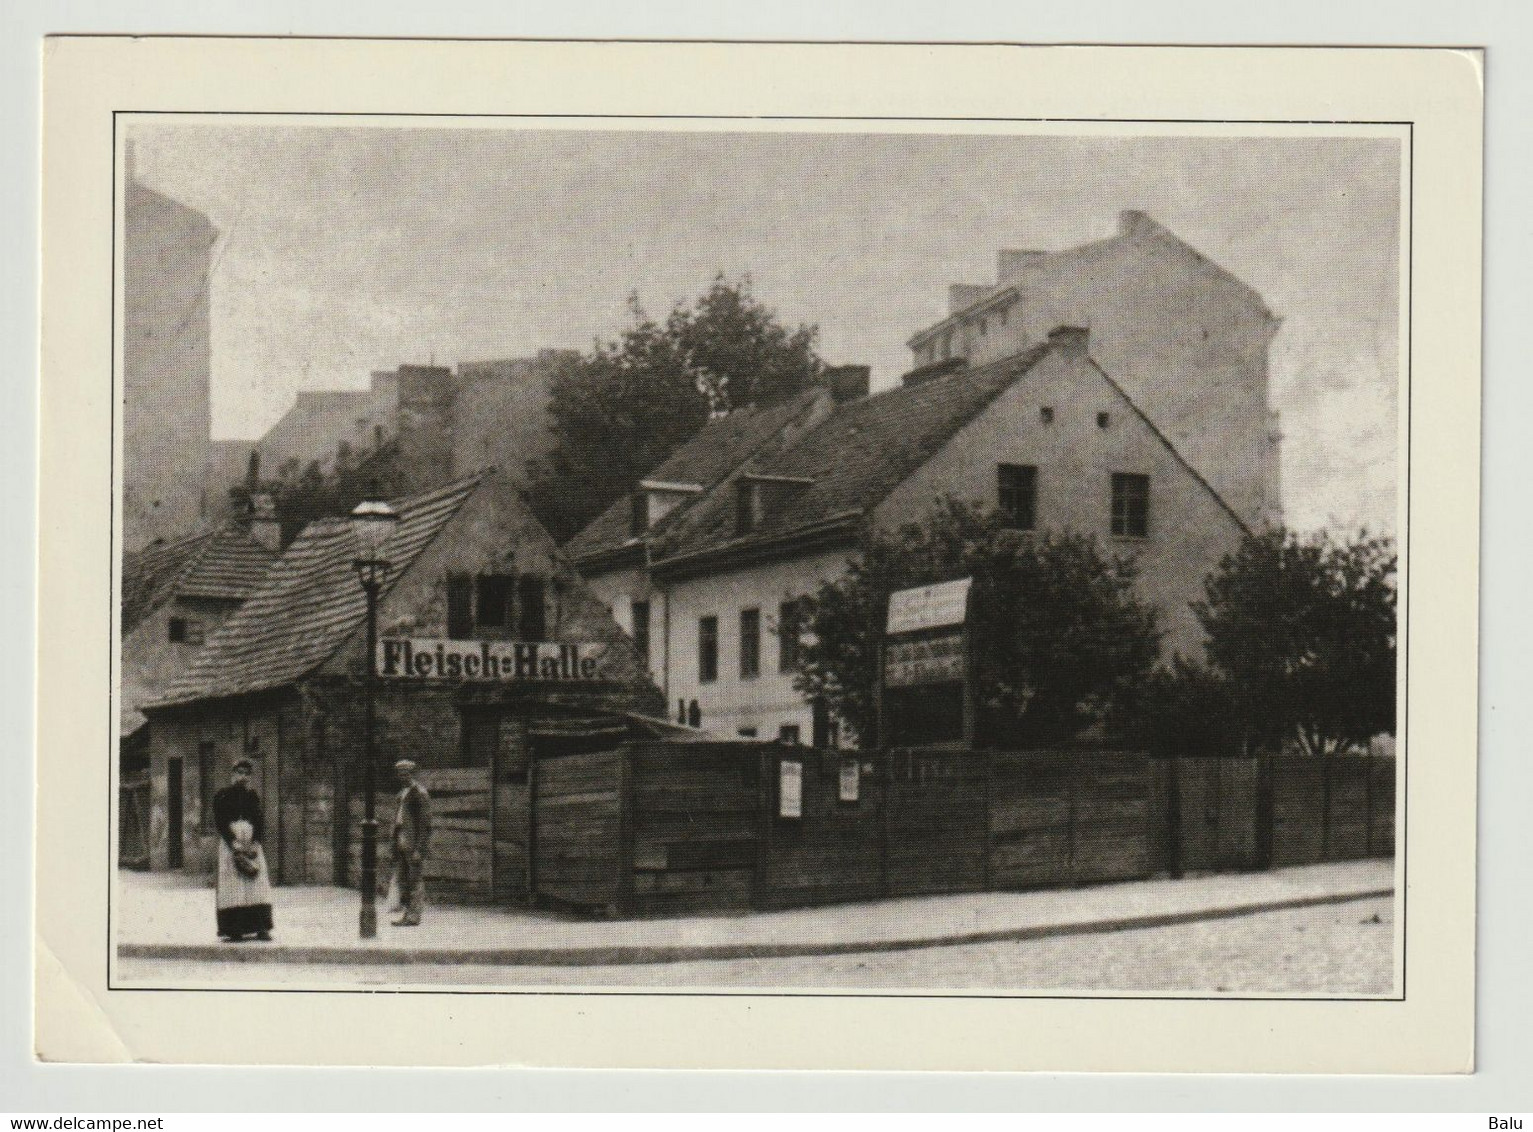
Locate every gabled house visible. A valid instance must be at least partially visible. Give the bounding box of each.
[576,327,1250,744]
[141,470,663,903]
[565,370,867,687]
[118,519,278,867]
[907,211,1283,530]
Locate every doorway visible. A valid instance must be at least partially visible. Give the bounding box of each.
[166,757,184,868]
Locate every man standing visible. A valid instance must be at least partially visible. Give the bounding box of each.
[389,759,432,927]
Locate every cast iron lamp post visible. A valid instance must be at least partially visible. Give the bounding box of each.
[350,498,399,939]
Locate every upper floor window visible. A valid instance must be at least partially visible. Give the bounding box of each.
[167,616,204,645]
[698,616,719,683]
[778,599,804,672]
[997,464,1038,531]
[476,574,514,628]
[1111,473,1150,538]
[447,571,546,639]
[736,481,761,535]
[517,576,547,641]
[446,574,474,639]
[630,491,649,535]
[740,608,761,679]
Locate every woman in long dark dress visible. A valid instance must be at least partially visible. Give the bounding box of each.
[212,758,274,941]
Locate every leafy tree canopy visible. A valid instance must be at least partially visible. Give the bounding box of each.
[1189,526,1397,757]
[791,499,1163,748]
[527,275,823,541]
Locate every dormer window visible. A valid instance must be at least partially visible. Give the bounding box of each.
[734,474,814,536]
[736,481,764,534]
[633,479,703,535]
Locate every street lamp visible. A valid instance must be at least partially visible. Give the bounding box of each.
[350,498,399,939]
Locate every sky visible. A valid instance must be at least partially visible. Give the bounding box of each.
[129,124,1402,537]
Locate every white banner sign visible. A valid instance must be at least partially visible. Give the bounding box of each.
[886,577,972,634]
[378,638,608,682]
[778,759,803,819]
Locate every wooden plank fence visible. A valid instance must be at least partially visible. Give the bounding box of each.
[318,742,1397,918]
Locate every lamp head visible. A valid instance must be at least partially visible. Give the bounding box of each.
[349,499,399,562]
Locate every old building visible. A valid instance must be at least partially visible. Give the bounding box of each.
[564,373,865,685]
[141,470,664,902]
[207,350,573,520]
[122,146,216,551]
[907,211,1282,530]
[118,516,278,866]
[570,329,1249,743]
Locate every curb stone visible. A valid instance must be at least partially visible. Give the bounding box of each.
[116,886,1394,968]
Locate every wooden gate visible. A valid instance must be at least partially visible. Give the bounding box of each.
[1168,757,1260,873]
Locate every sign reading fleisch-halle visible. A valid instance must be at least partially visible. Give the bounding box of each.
[884,633,966,687]
[378,638,609,682]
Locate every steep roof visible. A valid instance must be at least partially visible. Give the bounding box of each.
[654,344,1051,570]
[564,387,830,568]
[152,475,482,708]
[121,522,276,636]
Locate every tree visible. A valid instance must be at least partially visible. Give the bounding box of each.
[526,275,823,541]
[791,499,1163,748]
[1192,527,1397,757]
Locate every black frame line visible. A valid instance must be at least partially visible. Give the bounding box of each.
[105,109,1413,1003]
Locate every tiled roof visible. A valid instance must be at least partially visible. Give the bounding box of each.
[121,528,217,635]
[564,388,829,566]
[152,475,483,708]
[121,523,276,635]
[654,344,1051,567]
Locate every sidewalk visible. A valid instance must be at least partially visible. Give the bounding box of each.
[115,859,1393,967]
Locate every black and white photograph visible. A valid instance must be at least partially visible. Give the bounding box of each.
[109,119,1406,999]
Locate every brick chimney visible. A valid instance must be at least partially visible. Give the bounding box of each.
[248,493,282,551]
[1118,209,1159,238]
[394,364,456,492]
[821,364,871,403]
[1046,325,1090,360]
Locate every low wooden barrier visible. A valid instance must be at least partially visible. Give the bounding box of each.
[469,743,1399,917]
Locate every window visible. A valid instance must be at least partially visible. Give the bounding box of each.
[446,573,473,639]
[476,574,514,628]
[629,491,649,535]
[740,608,761,679]
[978,317,988,336]
[738,727,758,738]
[1039,406,1054,424]
[997,463,1038,531]
[631,600,651,667]
[1111,473,1150,538]
[698,616,719,683]
[1097,411,1111,429]
[778,599,803,672]
[778,724,801,746]
[168,617,203,644]
[198,741,216,828]
[735,481,766,535]
[517,576,546,640]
